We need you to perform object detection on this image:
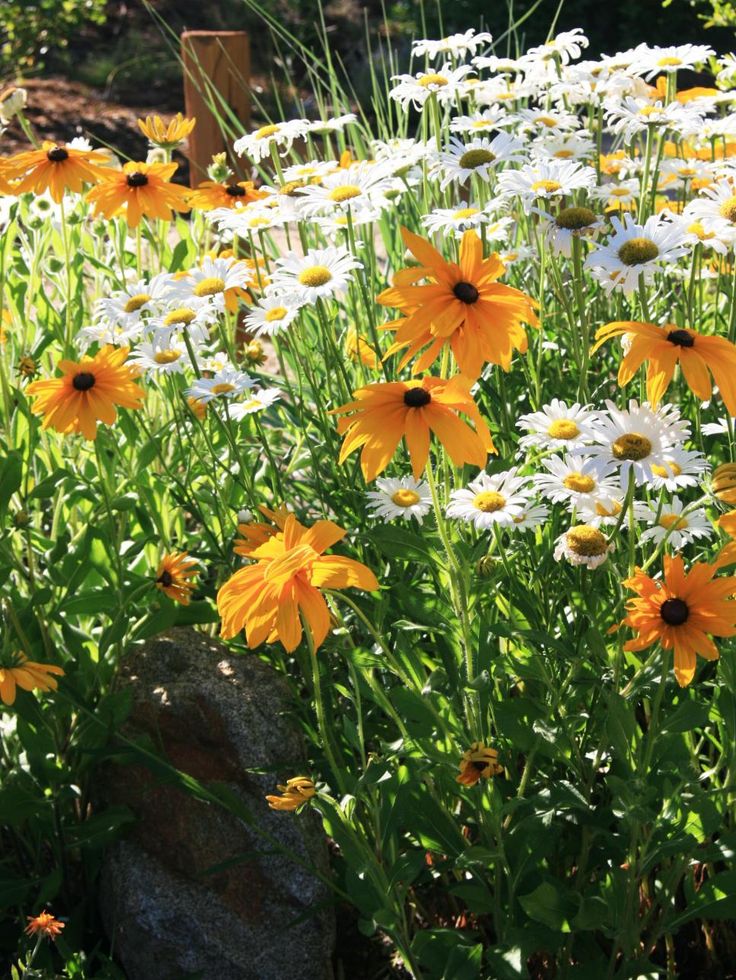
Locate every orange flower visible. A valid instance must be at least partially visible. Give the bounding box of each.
[332,375,495,482]
[1,140,107,202]
[378,228,538,379]
[266,776,316,811]
[86,161,190,227]
[713,463,736,505]
[234,505,292,557]
[456,742,503,786]
[137,112,196,148]
[218,513,378,652]
[620,555,736,687]
[0,654,64,706]
[26,346,145,440]
[592,320,736,414]
[155,552,199,605]
[25,910,65,940]
[715,511,736,569]
[345,327,380,369]
[188,180,266,211]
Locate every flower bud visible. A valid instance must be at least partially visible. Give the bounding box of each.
[713,463,736,505]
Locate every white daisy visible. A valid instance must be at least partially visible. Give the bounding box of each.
[497,158,597,201]
[517,399,599,452]
[389,64,475,111]
[604,96,704,144]
[186,366,254,404]
[229,388,282,419]
[446,469,532,530]
[628,43,715,81]
[213,202,289,237]
[172,256,253,311]
[243,292,305,337]
[590,178,640,210]
[449,109,515,136]
[94,273,174,333]
[637,495,713,549]
[512,107,581,136]
[530,132,596,162]
[509,502,550,531]
[649,447,710,492]
[421,203,490,234]
[148,298,218,345]
[295,163,395,217]
[300,114,358,136]
[524,30,590,67]
[583,399,688,487]
[128,329,190,375]
[433,133,525,189]
[534,204,603,256]
[233,119,309,162]
[365,476,433,524]
[683,179,736,244]
[270,246,361,302]
[412,30,493,62]
[553,524,612,569]
[536,454,620,511]
[584,213,689,294]
[575,494,627,527]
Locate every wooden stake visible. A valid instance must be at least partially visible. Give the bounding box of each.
[181,30,251,187]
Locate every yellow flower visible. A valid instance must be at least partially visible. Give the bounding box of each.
[0,654,64,706]
[218,512,378,652]
[456,742,503,786]
[137,113,196,149]
[265,776,316,811]
[86,161,191,228]
[1,140,107,202]
[24,910,65,940]
[345,327,380,369]
[713,463,736,505]
[155,552,200,605]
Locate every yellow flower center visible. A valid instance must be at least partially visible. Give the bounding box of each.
[211,382,235,395]
[660,512,688,530]
[566,525,608,556]
[329,185,362,202]
[531,179,562,194]
[651,462,682,478]
[609,187,632,197]
[473,490,506,513]
[453,207,480,220]
[418,74,449,87]
[536,115,558,127]
[241,398,263,411]
[193,276,226,297]
[391,488,421,507]
[719,196,736,223]
[657,56,682,67]
[595,500,623,517]
[547,418,580,440]
[617,237,659,265]
[459,148,496,169]
[687,221,714,240]
[265,306,288,322]
[153,349,182,364]
[255,124,281,139]
[298,265,333,287]
[556,206,596,230]
[164,307,196,326]
[247,216,270,227]
[124,293,151,313]
[611,432,652,461]
[563,472,596,493]
[638,105,662,118]
[554,149,575,158]
[471,120,494,129]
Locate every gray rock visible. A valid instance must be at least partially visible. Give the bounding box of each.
[99,627,334,980]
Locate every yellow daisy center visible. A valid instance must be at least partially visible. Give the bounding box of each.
[265,306,288,322]
[298,265,333,287]
[391,488,421,507]
[554,149,575,158]
[471,120,494,129]
[652,461,681,478]
[657,56,683,67]
[241,398,263,411]
[329,185,362,202]
[124,293,151,313]
[566,525,608,556]
[617,237,659,265]
[719,196,736,223]
[536,115,558,127]
[459,148,496,169]
[473,490,506,513]
[453,207,480,220]
[563,473,596,493]
[418,74,449,88]
[687,221,714,240]
[247,216,270,228]
[210,382,235,395]
[638,105,663,118]
[547,418,580,440]
[255,124,281,139]
[193,276,226,297]
[531,179,562,194]
[609,187,632,198]
[164,308,196,326]
[153,349,182,364]
[611,432,652,461]
[660,513,688,530]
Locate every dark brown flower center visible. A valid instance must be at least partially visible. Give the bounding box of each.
[47,146,69,162]
[226,184,246,196]
[660,597,689,625]
[453,281,480,304]
[72,372,96,391]
[471,760,487,771]
[666,329,694,348]
[157,570,173,587]
[126,172,149,187]
[403,387,432,408]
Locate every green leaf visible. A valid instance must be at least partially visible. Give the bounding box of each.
[518,881,573,932]
[0,450,22,517]
[670,871,736,929]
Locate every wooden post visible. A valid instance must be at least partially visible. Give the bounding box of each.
[181,31,251,187]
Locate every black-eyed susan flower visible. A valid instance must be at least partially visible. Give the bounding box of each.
[0,654,64,706]
[188,179,266,211]
[24,910,65,940]
[265,776,316,811]
[26,346,145,441]
[332,376,495,482]
[218,513,378,652]
[592,320,736,415]
[138,113,196,149]
[1,140,107,202]
[86,160,190,227]
[456,742,503,786]
[378,228,538,379]
[621,556,736,687]
[155,552,200,605]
